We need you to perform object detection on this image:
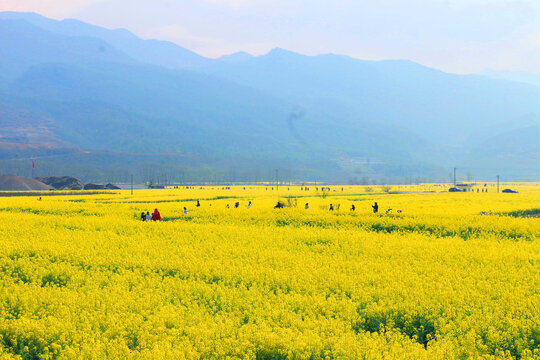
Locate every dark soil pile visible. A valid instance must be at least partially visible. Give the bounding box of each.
[36,176,84,190]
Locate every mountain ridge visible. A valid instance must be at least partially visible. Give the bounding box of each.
[0,11,210,68]
[0,11,538,182]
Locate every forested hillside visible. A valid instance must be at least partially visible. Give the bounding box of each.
[1,12,538,182]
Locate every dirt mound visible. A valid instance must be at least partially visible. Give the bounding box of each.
[36,176,84,190]
[0,174,53,191]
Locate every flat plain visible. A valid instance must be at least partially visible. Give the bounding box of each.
[0,184,538,359]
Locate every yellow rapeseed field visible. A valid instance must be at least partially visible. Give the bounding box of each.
[0,184,539,359]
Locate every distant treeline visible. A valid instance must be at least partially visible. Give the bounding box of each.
[0,149,451,185]
[0,191,115,197]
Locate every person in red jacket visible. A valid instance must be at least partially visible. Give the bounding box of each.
[152,208,161,221]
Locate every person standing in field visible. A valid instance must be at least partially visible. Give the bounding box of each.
[141,212,146,221]
[329,204,334,211]
[145,211,152,221]
[305,203,309,210]
[247,201,252,209]
[351,204,355,211]
[372,202,379,213]
[184,207,188,215]
[274,201,284,209]
[196,200,200,207]
[152,209,161,221]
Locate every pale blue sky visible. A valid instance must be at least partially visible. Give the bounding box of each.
[1,0,539,74]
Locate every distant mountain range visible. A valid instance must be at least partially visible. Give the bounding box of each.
[480,69,540,88]
[0,11,538,182]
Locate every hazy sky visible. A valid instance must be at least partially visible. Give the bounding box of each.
[1,0,539,74]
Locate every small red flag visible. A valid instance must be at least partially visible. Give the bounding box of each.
[32,161,35,169]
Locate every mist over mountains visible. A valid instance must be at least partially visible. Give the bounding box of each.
[0,11,538,183]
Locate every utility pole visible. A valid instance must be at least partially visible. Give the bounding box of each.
[131,174,134,195]
[497,175,500,193]
[275,169,279,190]
[453,167,457,186]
